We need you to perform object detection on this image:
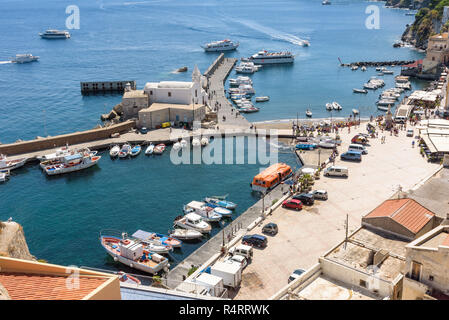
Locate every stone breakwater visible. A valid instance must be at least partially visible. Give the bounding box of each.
[341,60,416,67]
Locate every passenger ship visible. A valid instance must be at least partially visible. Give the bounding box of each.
[251,163,292,193]
[248,50,294,64]
[39,29,71,39]
[202,39,239,52]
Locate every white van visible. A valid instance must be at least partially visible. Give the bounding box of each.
[323,166,348,177]
[348,144,368,154]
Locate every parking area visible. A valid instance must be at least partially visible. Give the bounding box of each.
[233,123,439,299]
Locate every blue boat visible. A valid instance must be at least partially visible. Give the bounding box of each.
[295,143,317,150]
[204,197,237,210]
[132,230,182,248]
[130,145,141,157]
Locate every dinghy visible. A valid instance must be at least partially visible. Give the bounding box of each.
[184,201,222,222]
[306,109,312,118]
[201,137,209,146]
[130,145,141,157]
[110,145,120,158]
[118,271,141,285]
[119,144,131,158]
[153,144,166,155]
[192,138,201,148]
[255,96,269,102]
[145,143,154,155]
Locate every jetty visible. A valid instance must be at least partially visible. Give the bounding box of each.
[80,80,136,95]
[341,60,416,68]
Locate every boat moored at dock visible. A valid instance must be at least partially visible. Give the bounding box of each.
[248,50,294,64]
[204,197,237,210]
[145,143,154,155]
[0,154,26,171]
[184,201,223,222]
[130,145,142,157]
[119,144,132,158]
[202,39,239,52]
[169,228,203,241]
[174,213,212,234]
[353,88,368,94]
[43,153,101,175]
[110,145,120,158]
[132,229,182,249]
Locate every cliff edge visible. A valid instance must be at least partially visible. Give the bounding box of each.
[0,221,34,261]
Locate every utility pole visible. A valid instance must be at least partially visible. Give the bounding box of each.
[318,149,321,167]
[344,214,349,249]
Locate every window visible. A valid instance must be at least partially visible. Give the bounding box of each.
[195,89,198,97]
[429,275,434,281]
[168,92,171,97]
[150,91,153,95]
[359,279,367,288]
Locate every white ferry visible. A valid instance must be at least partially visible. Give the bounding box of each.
[12,54,39,64]
[43,153,101,175]
[39,29,71,39]
[202,39,239,52]
[248,50,294,64]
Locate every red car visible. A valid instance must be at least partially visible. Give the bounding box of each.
[282,199,303,211]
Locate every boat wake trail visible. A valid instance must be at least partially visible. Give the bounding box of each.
[232,19,308,47]
[0,61,12,64]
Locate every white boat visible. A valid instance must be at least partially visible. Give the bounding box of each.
[229,76,252,87]
[192,138,201,148]
[377,105,389,111]
[12,54,39,63]
[383,70,394,74]
[351,65,359,70]
[201,137,209,146]
[377,99,396,106]
[326,103,333,111]
[306,109,312,117]
[174,213,212,234]
[39,29,70,39]
[184,201,222,222]
[353,88,368,94]
[235,65,256,74]
[43,153,101,176]
[352,109,359,115]
[238,106,259,113]
[322,0,331,4]
[39,148,97,169]
[110,145,120,157]
[145,143,154,155]
[172,142,181,151]
[169,228,203,241]
[361,66,367,71]
[202,39,239,52]
[204,197,237,210]
[130,230,173,254]
[255,96,270,102]
[332,102,342,110]
[302,40,310,47]
[153,144,166,155]
[180,139,188,149]
[0,154,26,171]
[0,170,10,183]
[119,144,131,158]
[249,50,294,64]
[238,84,255,95]
[100,233,170,274]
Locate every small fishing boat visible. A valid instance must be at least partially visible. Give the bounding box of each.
[184,201,222,222]
[119,144,131,158]
[169,228,203,241]
[0,154,26,171]
[204,197,237,210]
[43,153,101,176]
[211,206,233,218]
[238,106,259,113]
[130,230,173,254]
[351,65,358,70]
[332,102,342,110]
[118,271,141,285]
[352,109,359,115]
[201,137,209,146]
[173,213,212,234]
[153,144,166,155]
[110,145,120,158]
[361,66,367,71]
[192,138,201,148]
[325,103,333,111]
[100,232,170,274]
[353,88,368,94]
[145,143,154,155]
[37,146,72,161]
[130,145,141,157]
[255,96,270,102]
[306,109,312,118]
[172,141,181,151]
[180,139,188,149]
[132,230,182,249]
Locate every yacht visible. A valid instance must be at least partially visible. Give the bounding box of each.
[248,50,294,64]
[306,109,312,117]
[39,29,71,39]
[12,54,39,64]
[229,76,252,87]
[202,39,239,52]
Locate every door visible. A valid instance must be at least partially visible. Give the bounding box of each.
[411,261,422,281]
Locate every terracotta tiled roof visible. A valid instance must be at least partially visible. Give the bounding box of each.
[364,199,434,234]
[0,272,108,300]
[441,234,449,247]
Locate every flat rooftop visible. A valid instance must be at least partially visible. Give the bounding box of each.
[287,275,377,300]
[123,89,148,99]
[143,102,204,112]
[419,231,449,248]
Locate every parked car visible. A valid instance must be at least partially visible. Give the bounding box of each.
[295,143,317,150]
[340,150,362,162]
[262,222,278,235]
[229,244,253,261]
[242,234,267,248]
[407,129,414,137]
[311,189,328,200]
[139,127,148,134]
[323,166,348,178]
[224,254,248,269]
[348,143,368,154]
[351,135,369,145]
[288,269,306,283]
[292,193,314,205]
[282,199,303,211]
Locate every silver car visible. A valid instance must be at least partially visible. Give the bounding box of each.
[311,190,328,200]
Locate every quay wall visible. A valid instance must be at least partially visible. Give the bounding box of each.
[203,53,225,79]
[0,120,136,156]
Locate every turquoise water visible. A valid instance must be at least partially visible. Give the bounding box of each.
[0,0,427,270]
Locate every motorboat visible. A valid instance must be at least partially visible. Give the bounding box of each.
[130,230,173,254]
[229,76,252,87]
[0,154,26,171]
[183,201,222,222]
[173,213,212,234]
[169,228,203,241]
[377,99,396,106]
[204,197,237,210]
[100,232,170,274]
[119,144,131,158]
[255,96,270,102]
[39,29,71,39]
[383,70,394,74]
[132,229,182,249]
[201,137,209,146]
[43,153,101,176]
[302,40,310,47]
[306,109,313,117]
[110,145,120,158]
[130,145,141,157]
[238,106,259,113]
[153,144,166,154]
[118,272,141,285]
[0,172,7,183]
[12,54,39,63]
[238,84,255,95]
[37,146,72,161]
[172,141,181,151]
[353,88,368,94]
[332,102,342,110]
[363,83,377,90]
[145,143,154,155]
[192,138,201,148]
[322,0,331,4]
[180,139,188,149]
[351,65,359,70]
[249,50,294,64]
[377,105,389,111]
[361,66,367,71]
[39,148,96,169]
[202,39,239,52]
[235,65,257,74]
[325,103,333,111]
[352,109,359,115]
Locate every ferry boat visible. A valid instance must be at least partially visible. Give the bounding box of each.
[43,153,101,176]
[183,201,222,222]
[202,39,239,52]
[153,144,166,155]
[174,213,212,234]
[132,230,182,249]
[251,163,292,193]
[12,54,39,64]
[100,232,170,274]
[39,29,71,39]
[249,50,294,64]
[0,154,27,171]
[169,228,203,241]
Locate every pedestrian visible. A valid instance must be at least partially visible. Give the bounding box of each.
[412,140,415,148]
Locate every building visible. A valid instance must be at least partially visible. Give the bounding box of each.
[121,87,149,120]
[138,102,205,129]
[418,119,449,159]
[422,33,449,73]
[0,256,121,300]
[402,225,449,300]
[362,198,437,241]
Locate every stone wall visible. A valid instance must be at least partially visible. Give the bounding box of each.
[0,222,34,261]
[0,120,136,156]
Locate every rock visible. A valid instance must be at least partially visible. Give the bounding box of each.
[177,66,188,72]
[0,221,34,261]
[113,103,123,114]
